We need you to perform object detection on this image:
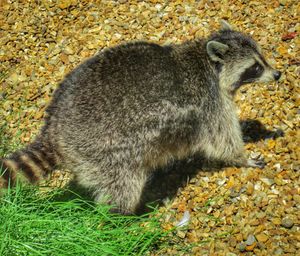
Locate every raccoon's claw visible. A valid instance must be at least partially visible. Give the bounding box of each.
[247,158,266,169]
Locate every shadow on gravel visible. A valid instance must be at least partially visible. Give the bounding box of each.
[137,119,284,214]
[240,119,284,143]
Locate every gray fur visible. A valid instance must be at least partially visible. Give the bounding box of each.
[0,21,280,214]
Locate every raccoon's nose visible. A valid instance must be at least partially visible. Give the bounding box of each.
[273,71,281,81]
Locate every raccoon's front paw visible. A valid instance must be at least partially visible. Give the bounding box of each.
[247,158,266,169]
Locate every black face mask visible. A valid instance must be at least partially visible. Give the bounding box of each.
[239,62,264,84]
[231,62,264,92]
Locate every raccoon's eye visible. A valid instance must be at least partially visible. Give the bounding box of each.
[254,63,262,73]
[240,62,263,83]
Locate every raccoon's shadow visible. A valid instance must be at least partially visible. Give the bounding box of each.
[136,155,219,214]
[137,119,284,214]
[48,181,95,205]
[240,119,283,143]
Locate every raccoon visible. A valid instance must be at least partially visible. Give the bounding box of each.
[0,20,281,214]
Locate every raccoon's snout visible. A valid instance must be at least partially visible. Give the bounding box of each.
[273,71,281,81]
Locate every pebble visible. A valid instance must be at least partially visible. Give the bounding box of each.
[238,242,246,252]
[245,234,256,245]
[293,194,300,203]
[272,218,282,225]
[64,46,75,55]
[256,233,269,243]
[279,0,287,5]
[260,177,275,186]
[246,242,257,251]
[274,248,284,255]
[176,230,186,239]
[281,217,294,228]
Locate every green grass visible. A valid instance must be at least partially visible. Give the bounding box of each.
[0,184,167,256]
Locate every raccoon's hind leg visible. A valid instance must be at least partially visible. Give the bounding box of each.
[95,170,149,215]
[74,162,149,215]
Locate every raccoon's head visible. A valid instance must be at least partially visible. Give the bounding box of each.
[206,20,281,94]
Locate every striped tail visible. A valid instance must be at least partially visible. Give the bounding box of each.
[0,139,59,188]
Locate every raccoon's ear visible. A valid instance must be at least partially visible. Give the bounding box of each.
[206,41,229,63]
[220,20,233,31]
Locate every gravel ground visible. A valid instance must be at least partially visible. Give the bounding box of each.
[0,1,299,255]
